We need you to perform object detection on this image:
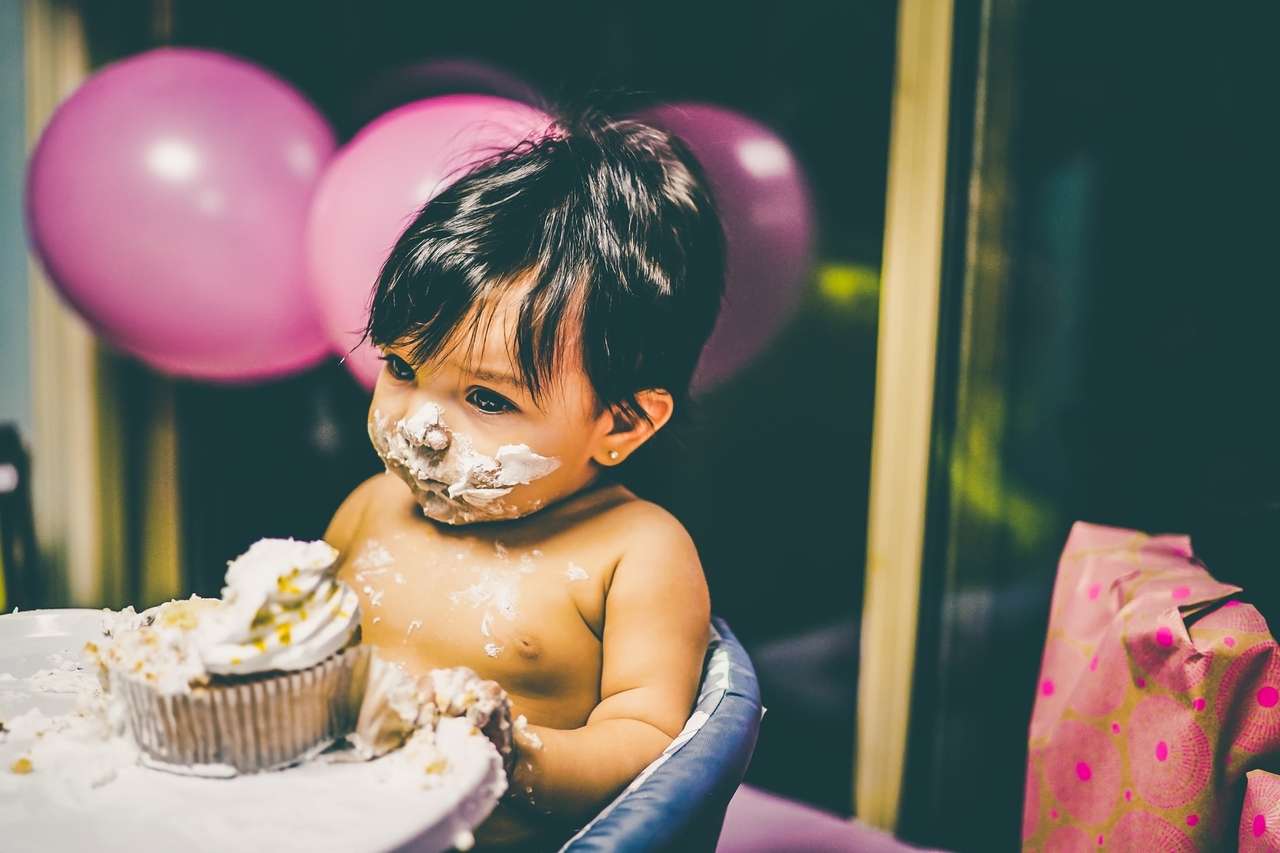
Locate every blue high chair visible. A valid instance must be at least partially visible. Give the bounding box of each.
[560,617,762,852]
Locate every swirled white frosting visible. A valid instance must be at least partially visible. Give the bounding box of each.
[196,538,361,676]
[94,539,361,691]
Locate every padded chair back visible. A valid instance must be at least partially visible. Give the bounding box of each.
[561,616,762,852]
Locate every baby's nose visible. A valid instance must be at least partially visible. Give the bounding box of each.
[399,400,452,450]
[423,425,450,451]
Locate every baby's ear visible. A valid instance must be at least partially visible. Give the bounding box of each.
[595,390,674,466]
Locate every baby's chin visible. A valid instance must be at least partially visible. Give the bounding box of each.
[412,480,547,526]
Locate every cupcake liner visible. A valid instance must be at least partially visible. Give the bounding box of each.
[115,644,372,776]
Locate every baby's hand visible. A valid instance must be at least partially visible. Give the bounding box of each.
[420,666,514,772]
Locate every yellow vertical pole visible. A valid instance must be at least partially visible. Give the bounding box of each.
[24,0,105,608]
[139,380,182,607]
[855,0,955,831]
[24,0,183,609]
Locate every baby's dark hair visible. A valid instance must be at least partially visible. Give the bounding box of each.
[361,102,726,426]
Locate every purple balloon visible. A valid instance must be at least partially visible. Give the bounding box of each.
[636,103,816,392]
[25,47,335,382]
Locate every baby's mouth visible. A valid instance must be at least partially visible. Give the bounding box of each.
[370,403,559,522]
[418,476,455,496]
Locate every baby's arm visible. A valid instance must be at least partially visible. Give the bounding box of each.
[510,512,711,821]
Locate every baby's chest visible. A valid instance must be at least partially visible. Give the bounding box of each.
[339,532,605,696]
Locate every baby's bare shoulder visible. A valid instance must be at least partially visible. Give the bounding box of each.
[323,472,392,552]
[588,494,704,589]
[565,488,689,547]
[610,497,689,540]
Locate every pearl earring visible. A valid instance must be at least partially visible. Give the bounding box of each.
[608,450,620,461]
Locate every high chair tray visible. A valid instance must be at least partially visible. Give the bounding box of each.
[0,609,504,853]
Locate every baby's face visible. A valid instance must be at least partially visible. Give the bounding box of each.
[367,293,611,525]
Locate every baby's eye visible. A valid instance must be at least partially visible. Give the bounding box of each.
[380,353,415,382]
[465,387,518,415]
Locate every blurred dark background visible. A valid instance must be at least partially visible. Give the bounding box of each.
[900,2,1280,850]
[78,0,897,818]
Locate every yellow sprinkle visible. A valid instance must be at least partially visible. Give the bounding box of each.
[230,657,242,666]
[159,601,202,630]
[276,624,292,646]
[251,609,274,629]
[336,610,350,620]
[424,758,448,774]
[297,608,307,621]
[83,641,99,654]
[276,573,301,595]
[10,757,33,774]
[252,638,268,653]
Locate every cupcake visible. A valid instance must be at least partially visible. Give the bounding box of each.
[94,538,369,776]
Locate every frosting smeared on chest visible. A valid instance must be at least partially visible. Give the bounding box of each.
[446,539,540,660]
[352,528,604,714]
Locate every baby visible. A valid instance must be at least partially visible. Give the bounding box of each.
[322,106,727,848]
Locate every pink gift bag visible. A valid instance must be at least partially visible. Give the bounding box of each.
[1240,770,1280,850]
[1023,521,1280,851]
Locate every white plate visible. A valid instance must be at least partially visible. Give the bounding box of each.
[0,609,504,853]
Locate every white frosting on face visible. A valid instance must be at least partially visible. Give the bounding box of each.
[196,538,361,676]
[368,403,560,524]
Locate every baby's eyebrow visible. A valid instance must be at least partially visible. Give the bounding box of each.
[463,364,524,388]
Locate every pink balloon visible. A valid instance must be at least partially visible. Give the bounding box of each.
[307,95,557,389]
[25,48,335,382]
[635,103,816,392]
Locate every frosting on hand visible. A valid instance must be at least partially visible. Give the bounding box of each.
[349,654,426,760]
[349,659,513,768]
[417,666,514,774]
